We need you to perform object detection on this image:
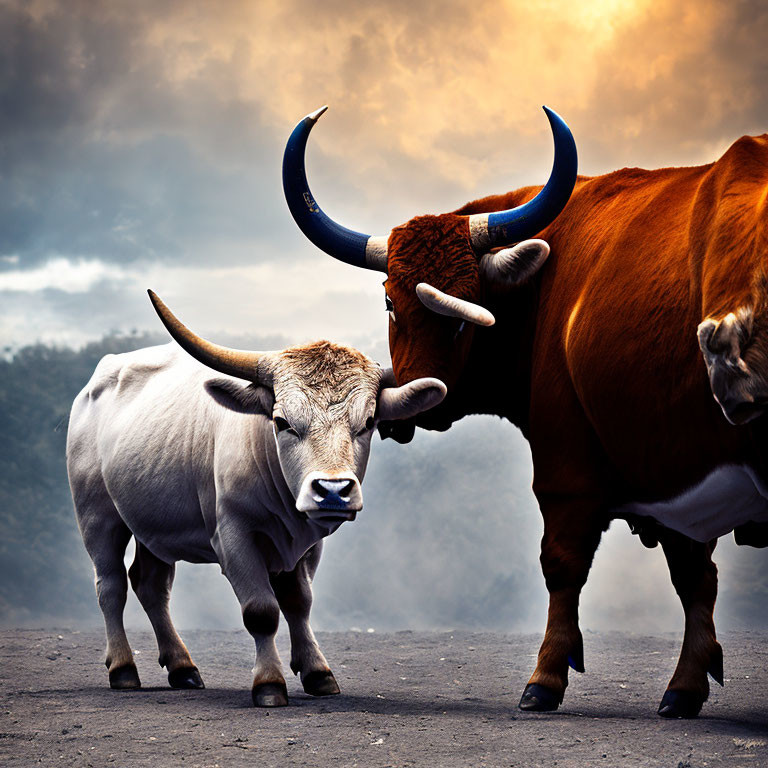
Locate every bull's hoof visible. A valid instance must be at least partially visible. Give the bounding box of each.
[518,683,562,712]
[168,666,205,689]
[657,689,704,718]
[302,670,341,697]
[252,681,289,708]
[109,664,141,690]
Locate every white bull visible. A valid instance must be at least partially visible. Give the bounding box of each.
[66,291,446,707]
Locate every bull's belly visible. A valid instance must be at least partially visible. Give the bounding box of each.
[616,465,768,542]
[118,495,333,572]
[114,498,218,565]
[137,529,218,565]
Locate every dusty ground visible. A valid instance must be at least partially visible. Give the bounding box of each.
[1,629,767,768]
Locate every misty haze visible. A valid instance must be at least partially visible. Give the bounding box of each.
[2,334,766,637]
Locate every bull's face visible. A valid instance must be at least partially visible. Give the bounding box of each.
[384,214,484,392]
[381,219,549,440]
[269,347,445,520]
[146,292,446,521]
[269,348,380,521]
[282,106,576,440]
[379,216,545,387]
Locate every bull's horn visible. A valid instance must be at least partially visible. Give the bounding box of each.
[147,290,273,383]
[282,106,389,272]
[415,283,495,327]
[379,366,399,388]
[468,106,577,250]
[479,239,551,287]
[378,377,448,422]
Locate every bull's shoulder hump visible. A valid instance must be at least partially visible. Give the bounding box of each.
[719,133,768,165]
[83,343,185,400]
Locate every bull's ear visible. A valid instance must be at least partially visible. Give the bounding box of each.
[479,239,550,290]
[377,377,447,421]
[204,378,275,416]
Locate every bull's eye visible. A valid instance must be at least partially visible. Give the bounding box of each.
[274,416,297,436]
[384,293,396,323]
[453,320,466,340]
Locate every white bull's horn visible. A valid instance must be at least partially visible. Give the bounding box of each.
[147,290,273,383]
[468,106,577,251]
[282,106,389,272]
[415,283,495,327]
[378,377,448,421]
[379,366,399,388]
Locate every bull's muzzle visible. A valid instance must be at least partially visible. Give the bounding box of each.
[296,471,363,520]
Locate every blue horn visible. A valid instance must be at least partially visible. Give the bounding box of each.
[468,106,578,249]
[282,106,388,272]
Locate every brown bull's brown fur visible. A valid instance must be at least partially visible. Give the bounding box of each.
[383,133,768,716]
[387,214,481,389]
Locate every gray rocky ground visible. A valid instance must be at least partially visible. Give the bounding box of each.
[1,629,767,767]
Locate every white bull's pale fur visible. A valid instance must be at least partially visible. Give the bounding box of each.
[67,340,445,706]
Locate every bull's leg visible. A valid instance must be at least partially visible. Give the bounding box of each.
[657,531,722,718]
[519,497,604,712]
[213,517,288,707]
[76,498,140,689]
[271,543,340,697]
[241,588,287,707]
[128,542,204,690]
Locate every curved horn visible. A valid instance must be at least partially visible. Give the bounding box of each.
[379,366,399,388]
[378,377,448,422]
[282,106,389,272]
[479,239,551,288]
[147,290,272,383]
[415,283,495,327]
[468,106,578,250]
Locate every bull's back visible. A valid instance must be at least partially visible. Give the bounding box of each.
[531,137,768,497]
[67,344,222,564]
[68,344,187,470]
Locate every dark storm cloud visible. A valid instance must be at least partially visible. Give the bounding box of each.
[5,0,767,278]
[0,1,285,270]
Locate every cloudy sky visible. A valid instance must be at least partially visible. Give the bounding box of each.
[2,0,768,635]
[2,0,768,352]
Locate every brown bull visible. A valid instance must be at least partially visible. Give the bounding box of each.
[283,106,768,718]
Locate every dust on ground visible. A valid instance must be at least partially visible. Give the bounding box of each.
[1,629,767,767]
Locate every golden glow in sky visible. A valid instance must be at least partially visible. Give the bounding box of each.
[115,0,752,191]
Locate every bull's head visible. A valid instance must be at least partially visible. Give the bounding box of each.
[148,291,446,521]
[283,107,577,438]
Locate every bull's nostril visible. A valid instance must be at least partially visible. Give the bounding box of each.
[311,478,328,499]
[311,478,355,500]
[338,479,354,496]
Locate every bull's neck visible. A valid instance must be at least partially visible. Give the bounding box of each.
[450,277,542,436]
[250,416,296,514]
